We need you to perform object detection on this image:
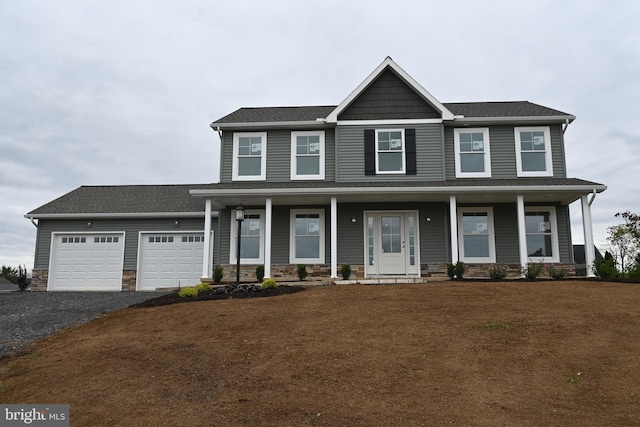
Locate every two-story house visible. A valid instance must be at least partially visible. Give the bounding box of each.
[26,57,606,291]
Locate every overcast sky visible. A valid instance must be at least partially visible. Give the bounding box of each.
[1,0,638,270]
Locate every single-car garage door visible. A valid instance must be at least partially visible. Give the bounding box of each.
[49,233,125,291]
[137,232,206,291]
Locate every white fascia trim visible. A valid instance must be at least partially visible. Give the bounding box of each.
[451,115,575,124]
[326,57,454,123]
[337,118,443,126]
[24,212,219,219]
[190,184,607,197]
[211,121,329,129]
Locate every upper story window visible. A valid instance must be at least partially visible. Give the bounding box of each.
[524,207,559,263]
[515,127,553,177]
[376,129,406,174]
[291,131,325,180]
[364,128,416,176]
[232,132,267,181]
[454,128,491,178]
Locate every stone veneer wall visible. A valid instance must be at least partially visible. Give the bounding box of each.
[122,270,137,291]
[431,263,577,279]
[30,269,48,291]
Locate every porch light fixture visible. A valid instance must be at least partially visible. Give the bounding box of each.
[235,205,244,287]
[174,219,180,227]
[351,218,357,223]
[87,220,93,228]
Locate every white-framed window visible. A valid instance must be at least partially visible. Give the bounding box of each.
[376,129,405,174]
[230,209,264,263]
[524,206,560,263]
[232,132,267,181]
[457,207,496,263]
[289,209,325,263]
[291,131,325,180]
[515,127,553,177]
[454,128,491,178]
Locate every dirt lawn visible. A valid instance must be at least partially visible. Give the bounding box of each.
[1,281,639,426]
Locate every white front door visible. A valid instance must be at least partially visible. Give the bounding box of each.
[378,215,406,274]
[365,211,420,277]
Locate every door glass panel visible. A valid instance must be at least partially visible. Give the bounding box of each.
[381,216,401,253]
[367,216,375,266]
[408,215,415,265]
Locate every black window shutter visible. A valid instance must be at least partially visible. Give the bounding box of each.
[364,129,375,175]
[406,128,417,175]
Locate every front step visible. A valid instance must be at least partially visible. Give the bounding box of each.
[333,276,428,285]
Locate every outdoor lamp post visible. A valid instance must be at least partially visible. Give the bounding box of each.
[235,204,244,287]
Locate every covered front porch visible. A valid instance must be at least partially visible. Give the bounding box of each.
[190,179,605,281]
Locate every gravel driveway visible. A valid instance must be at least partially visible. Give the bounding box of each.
[0,291,167,358]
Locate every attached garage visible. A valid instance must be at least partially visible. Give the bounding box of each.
[48,233,125,291]
[137,232,207,291]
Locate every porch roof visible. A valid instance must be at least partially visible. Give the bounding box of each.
[190,178,606,207]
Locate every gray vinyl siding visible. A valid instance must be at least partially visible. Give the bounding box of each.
[221,129,336,184]
[33,217,216,270]
[338,68,441,120]
[336,123,444,182]
[444,124,567,180]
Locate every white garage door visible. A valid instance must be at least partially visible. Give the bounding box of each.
[49,233,125,291]
[137,232,205,291]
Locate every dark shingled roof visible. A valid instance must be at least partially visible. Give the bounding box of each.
[212,102,572,124]
[214,106,337,124]
[443,101,572,118]
[27,184,213,216]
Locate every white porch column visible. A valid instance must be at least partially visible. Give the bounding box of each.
[516,195,528,276]
[264,198,272,279]
[449,195,458,264]
[330,197,338,278]
[201,198,212,280]
[581,194,596,277]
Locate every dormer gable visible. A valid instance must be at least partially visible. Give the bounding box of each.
[326,57,454,123]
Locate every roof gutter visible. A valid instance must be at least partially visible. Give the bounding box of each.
[24,212,220,220]
[450,115,576,124]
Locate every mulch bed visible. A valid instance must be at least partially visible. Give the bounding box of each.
[131,284,306,308]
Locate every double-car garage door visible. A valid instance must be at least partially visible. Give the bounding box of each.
[48,232,206,291]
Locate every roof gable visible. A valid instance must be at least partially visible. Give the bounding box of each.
[337,67,442,120]
[326,57,454,123]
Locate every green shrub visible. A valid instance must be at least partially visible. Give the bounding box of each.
[297,264,308,281]
[626,263,640,279]
[447,261,465,280]
[547,264,569,280]
[256,265,265,282]
[594,251,619,279]
[261,278,278,289]
[488,265,508,280]
[522,262,544,279]
[178,287,198,298]
[340,264,351,280]
[213,265,224,284]
[195,283,212,294]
